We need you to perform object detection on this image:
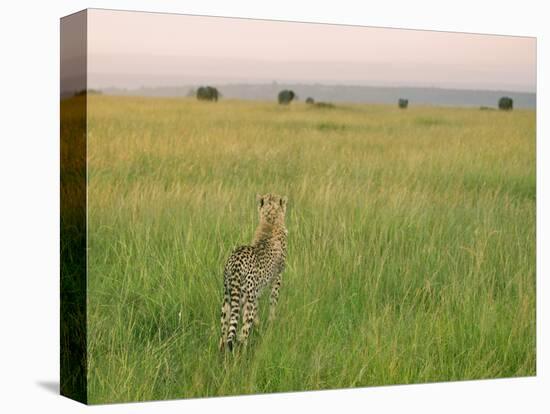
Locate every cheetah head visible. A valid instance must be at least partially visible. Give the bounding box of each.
[256,193,287,225]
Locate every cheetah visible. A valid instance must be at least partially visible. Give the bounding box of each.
[219,193,288,351]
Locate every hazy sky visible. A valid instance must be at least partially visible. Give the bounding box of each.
[87,9,536,92]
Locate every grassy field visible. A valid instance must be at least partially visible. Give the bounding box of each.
[86,95,535,404]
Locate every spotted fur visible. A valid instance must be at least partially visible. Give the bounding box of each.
[219,193,288,351]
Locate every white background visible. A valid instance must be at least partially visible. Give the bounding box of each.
[0,0,547,412]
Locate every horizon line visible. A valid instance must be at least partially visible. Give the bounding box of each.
[93,82,537,95]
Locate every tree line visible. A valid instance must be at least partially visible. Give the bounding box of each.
[192,85,514,110]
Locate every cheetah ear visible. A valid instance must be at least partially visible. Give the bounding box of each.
[256,194,264,207]
[280,196,288,207]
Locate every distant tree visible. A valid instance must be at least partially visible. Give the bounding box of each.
[278,89,296,105]
[197,86,219,102]
[305,97,315,104]
[314,102,335,109]
[398,98,409,109]
[186,88,196,97]
[74,89,102,97]
[498,96,513,111]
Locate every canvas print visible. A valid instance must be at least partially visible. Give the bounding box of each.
[60,9,536,405]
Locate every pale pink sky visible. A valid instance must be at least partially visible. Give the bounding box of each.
[87,9,536,91]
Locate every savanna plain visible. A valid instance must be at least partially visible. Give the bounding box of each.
[81,95,535,403]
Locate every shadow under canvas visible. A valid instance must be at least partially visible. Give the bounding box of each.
[37,381,60,395]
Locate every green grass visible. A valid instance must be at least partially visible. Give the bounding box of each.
[85,96,535,403]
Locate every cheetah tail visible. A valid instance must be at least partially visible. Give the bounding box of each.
[225,277,241,352]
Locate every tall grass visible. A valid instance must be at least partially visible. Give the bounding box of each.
[86,96,535,403]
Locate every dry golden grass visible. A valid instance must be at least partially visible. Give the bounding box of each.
[85,95,535,403]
